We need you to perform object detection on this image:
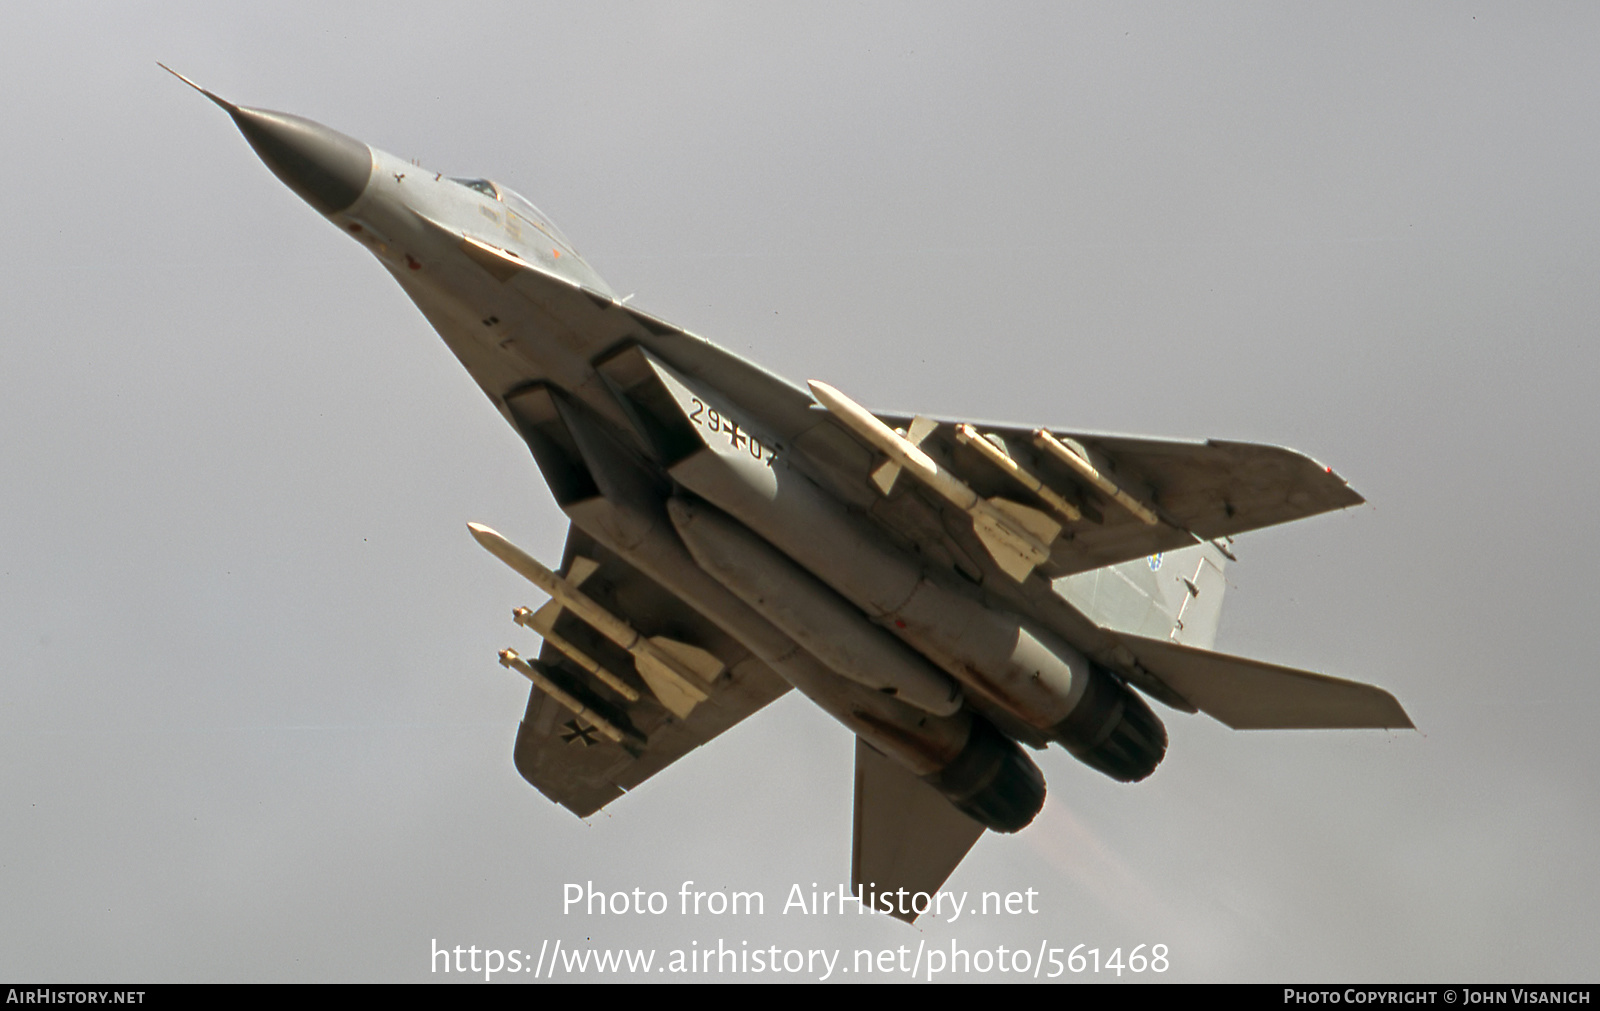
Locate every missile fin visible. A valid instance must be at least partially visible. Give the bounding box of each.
[987,497,1062,546]
[634,651,710,719]
[905,415,939,447]
[648,636,727,684]
[566,556,601,587]
[972,519,1044,581]
[869,416,936,493]
[972,498,1059,582]
[871,459,902,495]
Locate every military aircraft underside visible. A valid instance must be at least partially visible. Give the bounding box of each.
[169,67,1412,922]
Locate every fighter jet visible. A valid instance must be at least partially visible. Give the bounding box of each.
[169,69,1412,921]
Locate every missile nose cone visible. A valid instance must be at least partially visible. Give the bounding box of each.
[226,105,373,216]
[467,522,508,557]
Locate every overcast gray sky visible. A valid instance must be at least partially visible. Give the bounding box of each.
[4,2,1598,983]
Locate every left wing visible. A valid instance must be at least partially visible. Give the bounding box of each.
[509,524,792,817]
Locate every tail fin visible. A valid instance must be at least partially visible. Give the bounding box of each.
[1054,540,1230,649]
[1060,544,1412,730]
[852,738,984,923]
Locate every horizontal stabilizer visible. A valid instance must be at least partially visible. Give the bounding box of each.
[853,738,985,924]
[1117,633,1413,730]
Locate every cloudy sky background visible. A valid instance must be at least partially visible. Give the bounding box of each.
[4,3,1597,982]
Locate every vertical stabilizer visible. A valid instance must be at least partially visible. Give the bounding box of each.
[1054,541,1231,649]
[852,738,985,924]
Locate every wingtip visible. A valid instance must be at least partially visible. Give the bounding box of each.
[1385,696,1416,731]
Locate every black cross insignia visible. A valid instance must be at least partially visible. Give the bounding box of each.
[561,720,600,747]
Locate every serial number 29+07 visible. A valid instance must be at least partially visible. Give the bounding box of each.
[688,397,778,466]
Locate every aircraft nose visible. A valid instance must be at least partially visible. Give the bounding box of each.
[226,105,373,216]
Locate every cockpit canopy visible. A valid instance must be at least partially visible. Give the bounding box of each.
[451,177,498,198]
[448,177,577,254]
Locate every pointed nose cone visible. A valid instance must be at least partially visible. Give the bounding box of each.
[226,105,373,216]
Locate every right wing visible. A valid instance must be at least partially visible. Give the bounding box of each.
[510,524,792,817]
